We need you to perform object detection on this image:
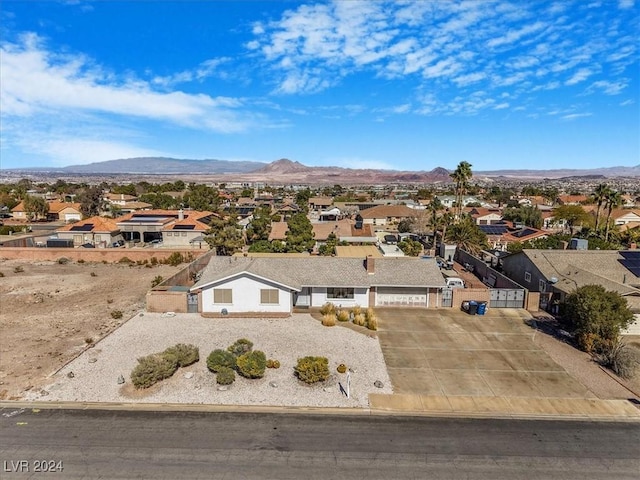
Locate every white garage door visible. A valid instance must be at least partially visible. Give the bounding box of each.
[376,287,427,307]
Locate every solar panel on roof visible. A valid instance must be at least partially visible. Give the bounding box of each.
[173,225,195,230]
[479,225,508,235]
[620,251,640,260]
[70,224,94,231]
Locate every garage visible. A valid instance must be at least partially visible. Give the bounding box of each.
[375,287,428,307]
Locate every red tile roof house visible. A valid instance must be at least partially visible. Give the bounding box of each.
[56,216,123,247]
[268,219,378,247]
[115,209,217,246]
[190,255,447,314]
[11,201,82,222]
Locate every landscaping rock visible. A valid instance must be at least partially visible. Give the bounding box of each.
[269,381,278,388]
[217,385,229,391]
[88,358,97,363]
[374,380,384,388]
[117,375,125,385]
[67,371,74,378]
[184,372,194,379]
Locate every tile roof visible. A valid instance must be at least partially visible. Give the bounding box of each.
[47,201,82,213]
[193,256,446,291]
[57,216,119,233]
[358,204,416,219]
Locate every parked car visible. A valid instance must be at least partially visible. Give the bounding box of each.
[445,277,465,288]
[436,257,454,270]
[383,234,398,245]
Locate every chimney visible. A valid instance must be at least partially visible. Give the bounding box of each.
[630,243,637,250]
[178,209,184,221]
[365,255,375,274]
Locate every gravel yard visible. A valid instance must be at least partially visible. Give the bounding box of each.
[26,313,392,408]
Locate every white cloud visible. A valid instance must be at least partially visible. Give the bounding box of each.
[618,0,634,9]
[589,79,628,95]
[565,68,595,85]
[561,112,592,120]
[619,99,634,106]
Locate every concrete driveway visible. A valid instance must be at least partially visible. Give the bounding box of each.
[376,308,595,399]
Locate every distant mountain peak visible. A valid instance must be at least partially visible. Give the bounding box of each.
[255,158,311,174]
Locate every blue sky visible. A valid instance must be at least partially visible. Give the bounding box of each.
[1,0,638,172]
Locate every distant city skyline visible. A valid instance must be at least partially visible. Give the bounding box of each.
[1,1,638,171]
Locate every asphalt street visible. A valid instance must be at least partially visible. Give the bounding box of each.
[1,407,639,479]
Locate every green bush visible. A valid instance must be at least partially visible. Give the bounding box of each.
[206,349,237,372]
[163,344,199,367]
[294,356,330,384]
[236,350,267,379]
[266,359,281,369]
[166,252,184,266]
[151,275,164,287]
[216,366,236,385]
[130,353,179,389]
[228,338,253,357]
[319,302,336,315]
[110,310,123,319]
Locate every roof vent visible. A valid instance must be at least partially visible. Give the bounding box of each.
[549,277,558,284]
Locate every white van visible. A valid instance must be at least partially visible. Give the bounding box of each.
[445,277,465,288]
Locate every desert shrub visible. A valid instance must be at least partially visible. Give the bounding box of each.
[90,271,97,277]
[337,363,347,374]
[319,302,336,315]
[110,310,123,319]
[0,272,4,277]
[267,359,281,369]
[353,313,366,326]
[118,256,133,264]
[151,275,164,288]
[57,257,70,264]
[166,252,184,267]
[77,258,85,264]
[150,256,159,266]
[598,339,639,380]
[130,353,179,389]
[206,349,237,372]
[13,266,24,273]
[216,366,236,385]
[236,350,267,379]
[336,310,350,322]
[106,298,114,304]
[350,305,362,316]
[365,308,378,330]
[322,313,337,327]
[163,344,199,367]
[294,356,330,384]
[85,337,94,345]
[228,338,253,357]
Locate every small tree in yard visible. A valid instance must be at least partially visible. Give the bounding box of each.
[562,284,637,378]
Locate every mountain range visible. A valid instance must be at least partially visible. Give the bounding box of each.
[4,157,639,183]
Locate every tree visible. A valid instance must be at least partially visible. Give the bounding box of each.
[562,285,634,354]
[23,195,48,221]
[397,218,415,233]
[78,186,103,217]
[553,205,589,235]
[398,238,422,256]
[445,216,488,255]
[284,212,315,252]
[449,161,472,222]
[205,215,244,256]
[184,184,219,211]
[591,183,611,232]
[502,205,543,229]
[245,206,272,243]
[604,190,622,242]
[318,232,341,256]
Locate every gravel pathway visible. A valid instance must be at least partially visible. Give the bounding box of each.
[26,313,392,408]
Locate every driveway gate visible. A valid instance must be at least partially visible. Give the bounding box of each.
[187,293,199,313]
[489,289,525,308]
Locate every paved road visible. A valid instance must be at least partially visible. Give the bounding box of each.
[1,408,639,479]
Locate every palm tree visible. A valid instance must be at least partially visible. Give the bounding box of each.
[449,161,473,222]
[427,198,444,242]
[604,190,622,241]
[445,216,488,255]
[592,183,611,232]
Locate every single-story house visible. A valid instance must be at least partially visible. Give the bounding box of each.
[268,218,377,245]
[190,256,447,314]
[556,195,588,206]
[56,216,123,247]
[104,193,137,206]
[466,207,503,225]
[358,204,416,229]
[11,201,82,222]
[308,196,333,211]
[116,209,216,244]
[501,249,640,313]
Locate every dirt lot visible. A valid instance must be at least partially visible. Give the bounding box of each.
[0,258,180,400]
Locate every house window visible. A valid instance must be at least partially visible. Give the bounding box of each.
[166,232,172,236]
[524,272,531,283]
[260,289,279,304]
[327,287,355,300]
[181,232,187,237]
[213,289,232,304]
[95,235,102,242]
[539,280,546,292]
